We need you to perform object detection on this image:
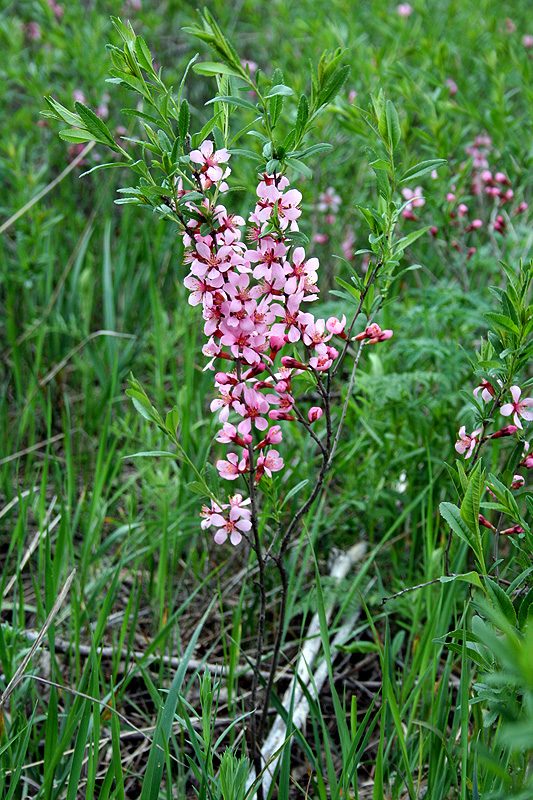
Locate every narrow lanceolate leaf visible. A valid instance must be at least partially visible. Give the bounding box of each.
[439,501,480,559]
[178,99,190,141]
[398,158,447,184]
[74,102,117,147]
[193,61,244,78]
[484,311,520,335]
[385,99,401,151]
[460,461,484,535]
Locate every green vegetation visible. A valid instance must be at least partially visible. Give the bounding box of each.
[2,1,533,797]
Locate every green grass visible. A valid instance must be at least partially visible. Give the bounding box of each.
[2,0,533,797]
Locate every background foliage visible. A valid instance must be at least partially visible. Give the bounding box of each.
[2,0,533,797]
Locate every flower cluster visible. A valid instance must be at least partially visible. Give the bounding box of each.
[200,494,251,545]
[455,381,532,479]
[401,134,528,262]
[178,142,351,543]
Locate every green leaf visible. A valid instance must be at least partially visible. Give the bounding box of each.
[295,94,309,139]
[165,406,180,438]
[79,161,130,177]
[394,227,430,253]
[385,99,401,151]
[193,61,243,78]
[206,94,257,111]
[74,102,117,147]
[285,157,312,178]
[280,480,309,509]
[398,159,447,184]
[440,501,481,561]
[265,85,294,98]
[460,461,484,535]
[439,572,485,591]
[484,311,520,335]
[134,36,154,72]
[483,576,517,628]
[186,481,208,495]
[178,99,190,142]
[58,130,95,144]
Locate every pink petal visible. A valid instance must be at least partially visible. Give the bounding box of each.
[510,385,522,403]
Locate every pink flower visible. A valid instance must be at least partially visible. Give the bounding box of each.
[326,315,347,336]
[500,386,533,430]
[318,187,341,214]
[213,512,252,546]
[216,452,248,480]
[200,500,225,530]
[26,21,42,40]
[473,378,499,403]
[189,140,230,183]
[401,186,425,215]
[445,78,458,95]
[455,426,482,458]
[256,449,284,481]
[397,3,413,17]
[308,407,323,423]
[523,34,533,48]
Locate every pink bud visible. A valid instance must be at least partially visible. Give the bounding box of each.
[480,170,493,183]
[523,34,533,48]
[495,171,509,185]
[269,335,286,352]
[458,203,468,217]
[313,233,329,244]
[281,356,307,370]
[466,219,483,232]
[491,425,518,439]
[308,407,323,423]
[502,525,524,535]
[430,226,438,237]
[515,201,528,214]
[446,192,456,203]
[510,474,525,490]
[467,247,476,260]
[479,514,495,530]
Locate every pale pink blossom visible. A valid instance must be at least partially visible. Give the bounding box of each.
[216,452,248,481]
[397,3,413,17]
[500,386,533,429]
[473,378,499,403]
[256,449,284,479]
[318,187,341,214]
[189,140,230,183]
[523,34,533,48]
[326,315,347,336]
[455,426,482,458]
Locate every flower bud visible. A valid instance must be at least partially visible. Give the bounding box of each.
[281,356,307,369]
[490,425,518,439]
[479,514,495,530]
[308,407,323,423]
